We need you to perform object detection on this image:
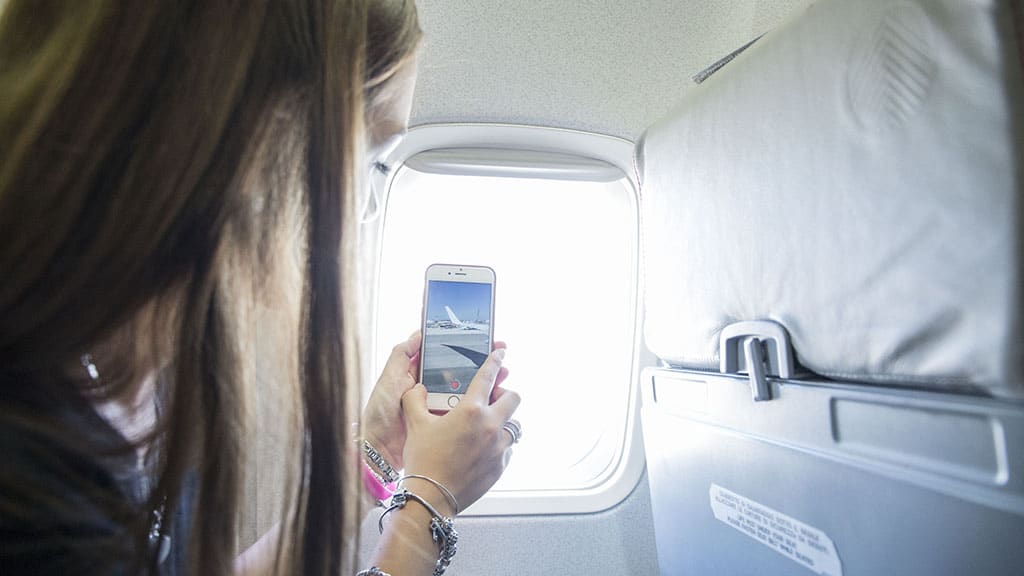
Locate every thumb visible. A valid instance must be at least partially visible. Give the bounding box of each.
[401,383,429,426]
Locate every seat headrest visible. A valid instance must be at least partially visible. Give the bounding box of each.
[638,0,1024,397]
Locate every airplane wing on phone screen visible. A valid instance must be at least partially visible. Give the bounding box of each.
[441,344,488,368]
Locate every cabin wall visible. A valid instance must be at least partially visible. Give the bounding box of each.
[359,470,660,575]
[411,0,814,140]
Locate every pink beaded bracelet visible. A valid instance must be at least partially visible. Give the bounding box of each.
[362,461,397,502]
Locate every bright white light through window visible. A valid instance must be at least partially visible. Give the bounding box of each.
[374,162,638,494]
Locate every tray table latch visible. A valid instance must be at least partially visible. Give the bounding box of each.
[720,321,801,402]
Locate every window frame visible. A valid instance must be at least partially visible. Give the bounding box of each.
[366,124,646,515]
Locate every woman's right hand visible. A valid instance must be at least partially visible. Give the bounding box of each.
[399,348,521,515]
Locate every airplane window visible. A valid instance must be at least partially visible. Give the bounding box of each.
[373,160,639,513]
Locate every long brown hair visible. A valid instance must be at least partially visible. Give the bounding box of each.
[0,1,420,574]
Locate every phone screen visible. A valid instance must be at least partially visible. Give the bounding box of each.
[422,279,494,396]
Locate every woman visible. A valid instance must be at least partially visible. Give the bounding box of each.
[0,1,521,574]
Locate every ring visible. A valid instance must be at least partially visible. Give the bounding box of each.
[502,419,522,444]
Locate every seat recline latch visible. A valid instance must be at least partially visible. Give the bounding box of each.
[719,320,801,402]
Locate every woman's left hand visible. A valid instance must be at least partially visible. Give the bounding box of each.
[362,332,510,470]
[362,331,422,470]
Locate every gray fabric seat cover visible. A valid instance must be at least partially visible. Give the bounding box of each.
[638,0,1024,397]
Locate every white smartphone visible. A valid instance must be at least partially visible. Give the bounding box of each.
[419,263,496,411]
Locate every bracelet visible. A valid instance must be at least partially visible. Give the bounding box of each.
[378,489,459,576]
[361,439,400,483]
[356,568,391,576]
[398,474,459,515]
[362,462,397,503]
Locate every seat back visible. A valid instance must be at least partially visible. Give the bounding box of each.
[637,0,1024,574]
[639,0,1024,398]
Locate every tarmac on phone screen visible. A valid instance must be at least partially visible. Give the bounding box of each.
[422,328,490,394]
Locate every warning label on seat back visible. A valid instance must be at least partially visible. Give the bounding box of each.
[710,484,843,576]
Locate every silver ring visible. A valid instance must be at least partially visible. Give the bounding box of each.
[502,419,522,444]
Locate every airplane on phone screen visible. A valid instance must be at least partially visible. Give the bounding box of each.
[436,305,487,332]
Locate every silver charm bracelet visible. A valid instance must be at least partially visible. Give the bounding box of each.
[378,489,459,576]
[361,439,400,484]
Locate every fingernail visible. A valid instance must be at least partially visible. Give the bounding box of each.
[494,348,506,361]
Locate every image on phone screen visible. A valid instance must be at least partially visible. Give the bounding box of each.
[422,280,493,396]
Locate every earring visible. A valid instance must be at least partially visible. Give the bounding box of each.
[80,354,100,381]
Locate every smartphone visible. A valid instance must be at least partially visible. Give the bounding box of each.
[419,263,496,411]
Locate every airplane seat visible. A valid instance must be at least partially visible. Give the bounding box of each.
[636,0,1024,574]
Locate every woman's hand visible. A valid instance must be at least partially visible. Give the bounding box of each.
[362,333,511,471]
[362,331,422,470]
[399,347,521,514]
